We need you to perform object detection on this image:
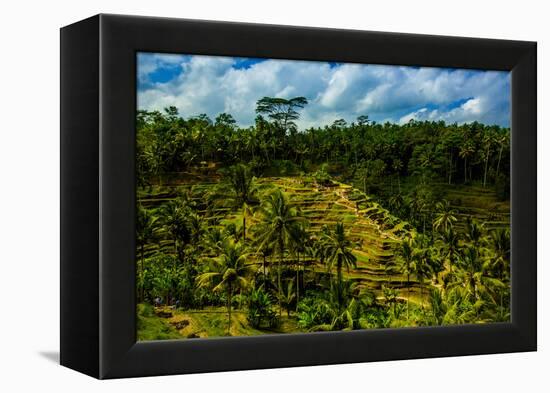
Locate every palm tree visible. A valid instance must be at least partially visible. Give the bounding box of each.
[159,198,191,264]
[323,223,357,310]
[392,158,403,193]
[486,227,511,317]
[411,247,432,309]
[290,226,308,309]
[254,243,273,286]
[204,227,226,256]
[187,212,205,248]
[488,228,510,280]
[495,133,509,180]
[278,280,296,317]
[397,237,415,317]
[254,189,303,316]
[465,217,486,249]
[433,200,457,233]
[452,246,494,303]
[428,288,448,325]
[439,227,460,274]
[482,131,495,187]
[382,285,400,318]
[216,164,259,242]
[459,141,475,183]
[136,205,159,301]
[196,240,251,335]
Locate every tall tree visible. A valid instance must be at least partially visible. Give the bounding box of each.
[255,96,308,134]
[196,240,251,335]
[433,200,458,233]
[136,205,159,301]
[215,164,259,242]
[323,223,357,310]
[159,197,192,264]
[439,227,460,274]
[356,115,371,126]
[254,189,304,316]
[397,237,415,317]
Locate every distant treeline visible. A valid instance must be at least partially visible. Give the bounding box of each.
[137,99,510,198]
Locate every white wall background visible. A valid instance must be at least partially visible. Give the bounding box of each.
[0,0,546,390]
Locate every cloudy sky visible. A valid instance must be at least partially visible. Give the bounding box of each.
[137,52,510,128]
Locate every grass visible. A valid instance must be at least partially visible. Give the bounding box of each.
[138,304,304,340]
[137,304,182,341]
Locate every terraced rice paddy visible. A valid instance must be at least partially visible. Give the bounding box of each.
[139,173,510,312]
[140,174,428,304]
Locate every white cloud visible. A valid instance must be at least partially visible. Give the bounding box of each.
[137,53,510,128]
[137,53,188,84]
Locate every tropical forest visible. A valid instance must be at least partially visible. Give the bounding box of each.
[136,95,510,340]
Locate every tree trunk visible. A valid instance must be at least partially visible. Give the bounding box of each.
[278,240,284,317]
[420,282,424,310]
[140,244,145,302]
[464,158,467,183]
[296,253,300,311]
[242,212,246,242]
[407,271,410,319]
[337,259,343,311]
[496,144,504,180]
[483,148,490,187]
[263,254,267,285]
[227,285,232,335]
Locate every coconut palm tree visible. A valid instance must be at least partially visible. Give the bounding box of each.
[439,227,460,274]
[459,141,475,183]
[392,158,403,193]
[254,189,304,315]
[290,226,309,309]
[159,198,192,264]
[482,131,495,187]
[323,223,357,310]
[204,227,226,256]
[278,280,296,317]
[397,237,416,317]
[215,164,259,242]
[411,247,432,309]
[428,287,448,325]
[433,200,458,233]
[136,205,159,301]
[196,239,251,335]
[495,133,509,180]
[452,246,504,305]
[465,217,487,250]
[488,228,510,280]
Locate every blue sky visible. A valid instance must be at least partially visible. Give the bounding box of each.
[137,52,510,128]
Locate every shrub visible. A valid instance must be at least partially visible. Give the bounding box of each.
[247,286,277,328]
[313,168,333,186]
[296,296,335,330]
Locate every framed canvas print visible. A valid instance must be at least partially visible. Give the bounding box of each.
[60,14,536,379]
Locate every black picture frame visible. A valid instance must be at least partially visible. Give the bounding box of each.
[60,14,537,379]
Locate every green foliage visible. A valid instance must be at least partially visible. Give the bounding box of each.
[247,286,278,328]
[135,102,510,339]
[313,166,332,186]
[136,304,181,341]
